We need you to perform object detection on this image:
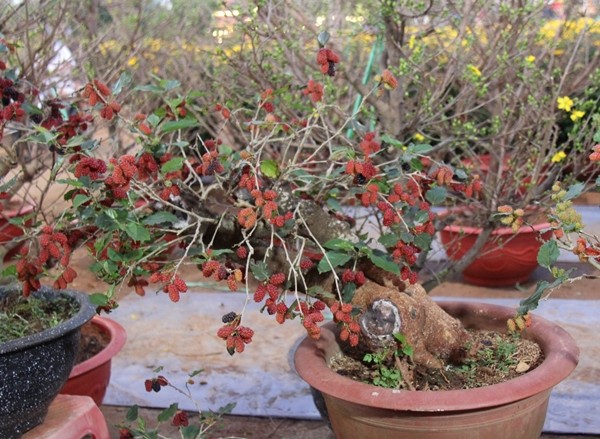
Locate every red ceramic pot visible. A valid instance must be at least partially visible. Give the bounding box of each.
[294,301,579,439]
[0,201,34,262]
[60,316,126,405]
[440,219,552,287]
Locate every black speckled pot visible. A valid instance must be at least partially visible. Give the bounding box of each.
[0,286,95,439]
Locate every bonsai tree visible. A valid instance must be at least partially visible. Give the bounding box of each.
[0,9,589,391]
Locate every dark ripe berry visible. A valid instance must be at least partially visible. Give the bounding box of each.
[151,380,162,392]
[222,311,238,323]
[30,113,43,124]
[354,174,367,185]
[401,162,412,172]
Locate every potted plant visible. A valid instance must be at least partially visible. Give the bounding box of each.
[0,286,95,439]
[0,5,588,438]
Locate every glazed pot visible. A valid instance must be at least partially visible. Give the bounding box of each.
[60,316,126,405]
[440,220,552,287]
[0,286,95,439]
[294,301,579,439]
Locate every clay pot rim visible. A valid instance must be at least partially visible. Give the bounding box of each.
[438,208,552,236]
[294,301,579,412]
[70,315,127,377]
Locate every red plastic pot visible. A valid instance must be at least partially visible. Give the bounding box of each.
[60,316,126,405]
[0,201,34,262]
[440,219,552,287]
[294,301,579,439]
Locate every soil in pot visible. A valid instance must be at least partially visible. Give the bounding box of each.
[75,320,110,364]
[0,293,79,343]
[329,329,543,391]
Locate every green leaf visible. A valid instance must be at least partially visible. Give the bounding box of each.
[414,233,433,251]
[161,157,184,174]
[378,233,399,248]
[564,182,585,201]
[142,212,180,226]
[157,403,179,423]
[326,198,342,212]
[123,223,151,242]
[72,194,90,209]
[380,134,404,148]
[317,251,352,274]
[181,425,201,439]
[317,31,331,46]
[189,369,204,377]
[537,239,559,268]
[369,251,400,275]
[250,261,270,281]
[126,405,139,422]
[323,238,355,252]
[260,159,280,178]
[161,118,200,134]
[425,186,447,205]
[341,282,356,302]
[89,293,110,307]
[112,71,132,95]
[408,143,433,155]
[107,247,124,262]
[2,265,17,277]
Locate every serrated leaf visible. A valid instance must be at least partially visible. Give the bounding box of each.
[342,282,356,302]
[564,182,585,201]
[260,159,280,178]
[317,251,352,274]
[537,239,559,268]
[157,403,179,423]
[414,233,433,251]
[250,261,270,281]
[425,186,447,205]
[72,194,90,209]
[378,233,399,248]
[161,118,200,134]
[323,238,355,252]
[88,293,110,307]
[369,251,400,275]
[123,223,151,242]
[142,212,180,226]
[126,405,139,422]
[161,157,184,174]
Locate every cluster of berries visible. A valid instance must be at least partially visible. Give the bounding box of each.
[149,272,188,302]
[330,301,361,347]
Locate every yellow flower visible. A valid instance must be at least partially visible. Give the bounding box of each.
[557,96,574,112]
[525,55,535,63]
[570,110,585,121]
[127,56,139,67]
[413,133,425,142]
[408,35,416,50]
[467,64,482,77]
[551,151,567,163]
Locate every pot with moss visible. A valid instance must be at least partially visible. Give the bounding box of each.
[0,285,95,439]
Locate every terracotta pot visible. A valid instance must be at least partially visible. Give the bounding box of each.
[0,202,34,262]
[60,316,126,405]
[294,301,579,439]
[0,286,95,439]
[440,219,552,287]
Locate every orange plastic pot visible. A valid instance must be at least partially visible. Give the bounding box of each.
[60,316,126,405]
[294,302,578,439]
[440,220,552,287]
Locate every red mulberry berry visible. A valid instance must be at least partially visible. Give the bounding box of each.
[269,272,286,285]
